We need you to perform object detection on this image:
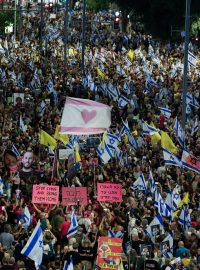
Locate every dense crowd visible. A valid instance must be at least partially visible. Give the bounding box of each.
[0,6,200,270]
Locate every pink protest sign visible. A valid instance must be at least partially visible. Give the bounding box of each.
[32,185,59,204]
[97,183,122,202]
[62,187,88,205]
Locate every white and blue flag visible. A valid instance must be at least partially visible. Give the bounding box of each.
[142,121,160,135]
[159,107,171,119]
[163,148,182,167]
[118,95,129,109]
[19,115,26,132]
[160,232,173,258]
[172,186,181,210]
[12,144,20,157]
[186,93,199,108]
[165,192,173,219]
[39,100,46,116]
[191,117,198,136]
[67,209,78,238]
[146,213,164,244]
[105,133,120,150]
[149,169,156,194]
[188,50,197,67]
[47,79,54,93]
[173,117,184,147]
[154,188,170,217]
[63,255,74,270]
[178,206,191,231]
[22,206,32,230]
[97,142,113,164]
[108,230,124,238]
[21,220,43,269]
[131,174,147,192]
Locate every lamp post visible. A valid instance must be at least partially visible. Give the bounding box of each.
[81,0,86,76]
[182,0,191,145]
[64,0,69,66]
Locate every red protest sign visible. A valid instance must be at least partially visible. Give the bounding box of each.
[61,187,88,206]
[96,237,123,270]
[97,183,122,202]
[32,185,59,204]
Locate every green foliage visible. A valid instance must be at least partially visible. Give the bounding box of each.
[111,0,200,38]
[86,0,110,12]
[0,10,20,35]
[191,17,200,37]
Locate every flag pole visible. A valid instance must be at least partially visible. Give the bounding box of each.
[182,0,191,145]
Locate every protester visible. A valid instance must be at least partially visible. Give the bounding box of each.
[0,4,199,270]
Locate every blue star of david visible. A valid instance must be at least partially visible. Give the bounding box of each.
[174,193,179,200]
[110,139,115,144]
[39,240,43,248]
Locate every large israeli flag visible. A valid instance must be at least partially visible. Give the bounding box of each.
[67,209,78,238]
[163,148,182,167]
[21,220,43,269]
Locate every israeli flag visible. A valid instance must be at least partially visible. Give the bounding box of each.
[154,188,170,217]
[146,213,164,244]
[123,80,131,95]
[116,65,125,76]
[33,69,41,87]
[165,192,173,218]
[105,133,120,150]
[22,206,31,230]
[163,148,182,167]
[1,69,6,81]
[188,50,197,67]
[66,136,78,150]
[131,174,147,192]
[120,119,130,136]
[17,73,24,88]
[186,93,199,108]
[19,115,26,132]
[113,146,123,160]
[63,255,74,270]
[127,132,138,150]
[118,95,129,109]
[142,121,160,135]
[124,57,132,67]
[191,117,198,136]
[178,206,191,231]
[0,177,4,196]
[159,107,171,119]
[12,144,20,157]
[107,82,120,101]
[39,100,46,116]
[21,220,43,269]
[173,117,184,147]
[0,47,6,54]
[160,232,173,258]
[172,186,181,210]
[96,142,113,164]
[67,209,78,238]
[47,79,54,93]
[28,60,34,71]
[149,169,156,194]
[108,230,124,238]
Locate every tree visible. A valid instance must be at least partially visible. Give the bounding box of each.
[86,0,110,12]
[0,10,19,35]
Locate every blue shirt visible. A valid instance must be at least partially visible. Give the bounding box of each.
[175,247,190,258]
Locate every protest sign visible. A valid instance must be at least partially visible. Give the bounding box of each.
[32,185,59,204]
[59,149,74,160]
[62,187,88,205]
[97,183,122,202]
[96,237,123,270]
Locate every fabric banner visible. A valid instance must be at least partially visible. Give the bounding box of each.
[96,237,123,270]
[61,187,88,205]
[181,149,200,174]
[60,97,111,135]
[32,185,59,204]
[97,183,122,202]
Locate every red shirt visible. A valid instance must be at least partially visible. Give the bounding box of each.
[60,221,71,238]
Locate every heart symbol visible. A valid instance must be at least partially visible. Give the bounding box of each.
[81,109,96,123]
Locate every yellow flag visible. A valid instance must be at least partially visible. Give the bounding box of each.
[75,146,81,163]
[127,49,134,61]
[150,122,161,145]
[173,193,189,218]
[69,48,75,56]
[97,67,108,80]
[40,130,57,150]
[99,132,107,147]
[161,131,178,154]
[124,134,128,144]
[54,125,69,145]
